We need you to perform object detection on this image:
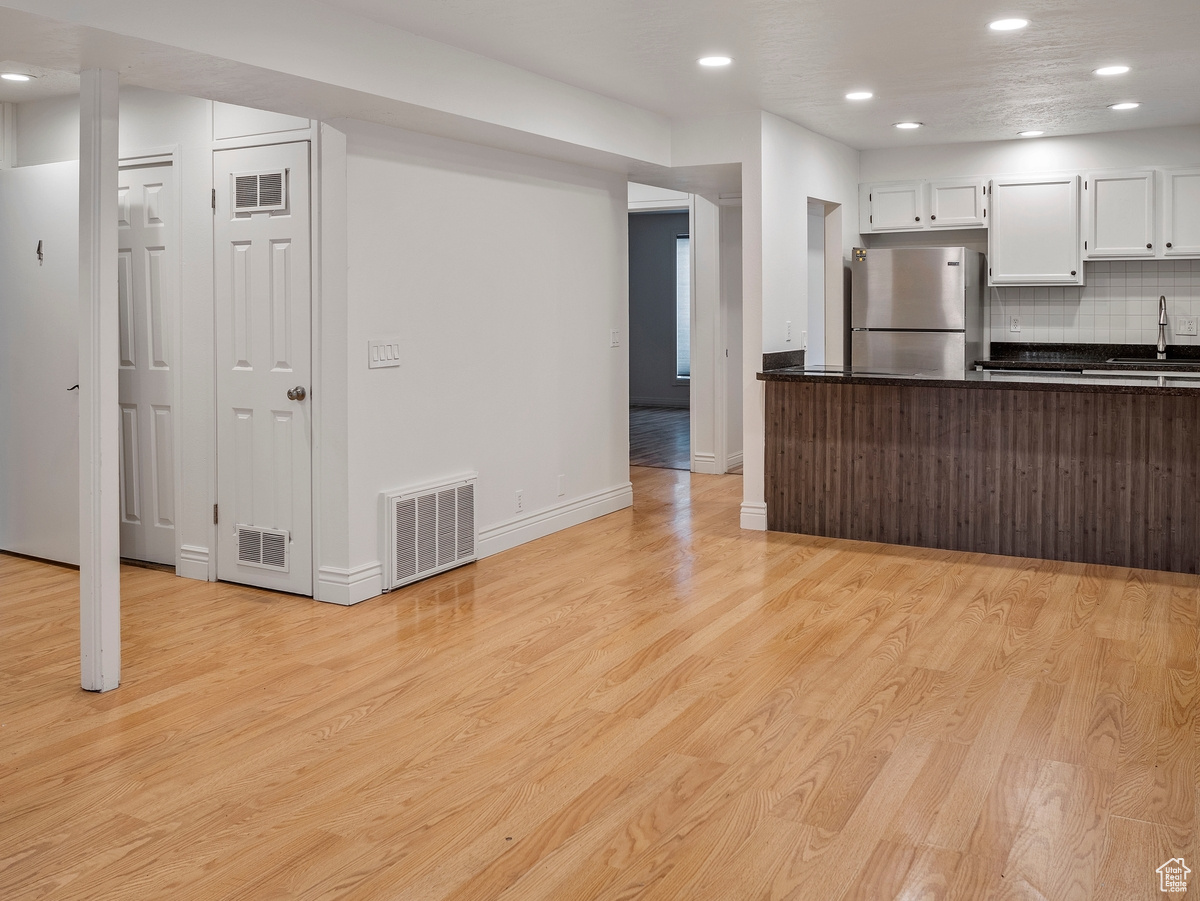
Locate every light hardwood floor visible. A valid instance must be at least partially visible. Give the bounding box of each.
[1,467,1196,900]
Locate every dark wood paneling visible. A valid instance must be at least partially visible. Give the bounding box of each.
[765,381,1200,574]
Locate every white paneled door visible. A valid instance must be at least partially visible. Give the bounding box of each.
[117,161,177,566]
[214,142,313,595]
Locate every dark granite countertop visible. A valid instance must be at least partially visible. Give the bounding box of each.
[757,342,1200,395]
[757,365,1200,396]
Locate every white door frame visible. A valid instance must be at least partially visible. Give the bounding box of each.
[626,190,735,475]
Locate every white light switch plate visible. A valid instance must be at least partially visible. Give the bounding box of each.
[368,337,402,369]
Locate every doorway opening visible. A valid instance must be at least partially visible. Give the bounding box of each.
[628,209,690,470]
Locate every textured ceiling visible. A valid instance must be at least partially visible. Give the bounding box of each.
[315,0,1200,149]
[0,60,76,102]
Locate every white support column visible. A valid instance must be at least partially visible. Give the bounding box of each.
[78,69,120,692]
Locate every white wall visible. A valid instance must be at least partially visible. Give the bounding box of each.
[340,120,631,595]
[0,161,80,563]
[806,201,825,366]
[860,125,1200,182]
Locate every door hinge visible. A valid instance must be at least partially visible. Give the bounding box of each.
[213,503,218,525]
[1085,240,1088,250]
[1084,180,1088,190]
[989,267,992,276]
[869,193,872,202]
[869,214,873,223]
[211,188,216,210]
[983,208,987,218]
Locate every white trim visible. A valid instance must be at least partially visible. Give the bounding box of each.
[478,482,633,559]
[692,452,720,475]
[726,452,744,473]
[740,501,768,531]
[178,545,210,580]
[316,562,384,606]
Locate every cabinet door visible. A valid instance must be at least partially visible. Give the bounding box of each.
[988,175,1082,285]
[929,178,986,228]
[1163,167,1200,256]
[1086,169,1155,257]
[865,182,926,231]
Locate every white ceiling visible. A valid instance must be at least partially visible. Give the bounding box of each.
[0,60,76,102]
[315,0,1200,150]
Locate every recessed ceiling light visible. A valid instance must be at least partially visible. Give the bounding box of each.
[894,122,923,129]
[1018,130,1044,137]
[845,91,874,101]
[1094,65,1130,76]
[989,18,1029,31]
[698,56,732,67]
[1109,102,1141,110]
[0,72,33,82]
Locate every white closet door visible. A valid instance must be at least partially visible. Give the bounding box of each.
[117,161,177,566]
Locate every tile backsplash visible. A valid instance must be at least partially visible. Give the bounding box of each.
[990,259,1200,346]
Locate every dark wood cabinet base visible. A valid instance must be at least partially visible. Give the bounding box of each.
[765,380,1199,574]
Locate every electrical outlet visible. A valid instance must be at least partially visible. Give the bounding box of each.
[610,329,620,347]
[515,490,524,513]
[1177,316,1199,337]
[557,474,565,497]
[1009,316,1021,333]
[786,321,792,343]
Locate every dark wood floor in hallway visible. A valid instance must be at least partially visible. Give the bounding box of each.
[629,405,689,470]
[1,467,1196,900]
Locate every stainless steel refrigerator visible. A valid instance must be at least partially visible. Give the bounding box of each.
[850,246,986,373]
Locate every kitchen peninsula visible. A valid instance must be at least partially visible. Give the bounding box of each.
[758,357,1200,574]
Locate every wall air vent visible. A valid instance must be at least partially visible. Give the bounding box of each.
[237,525,290,571]
[233,169,287,213]
[382,474,477,591]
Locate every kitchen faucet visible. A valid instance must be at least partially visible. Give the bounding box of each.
[1157,295,1168,360]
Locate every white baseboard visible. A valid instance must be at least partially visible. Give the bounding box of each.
[478,482,633,559]
[726,452,744,473]
[178,545,210,581]
[692,452,719,475]
[316,562,384,606]
[740,502,767,531]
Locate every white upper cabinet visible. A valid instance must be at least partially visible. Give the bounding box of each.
[1085,169,1155,258]
[1163,167,1200,256]
[988,174,1083,286]
[929,178,987,228]
[860,179,986,232]
[860,181,926,231]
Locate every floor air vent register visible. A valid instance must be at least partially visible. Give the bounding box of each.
[382,474,477,591]
[237,525,290,572]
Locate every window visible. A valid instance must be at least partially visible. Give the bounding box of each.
[676,234,690,380]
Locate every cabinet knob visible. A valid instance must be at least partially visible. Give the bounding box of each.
[1167,242,1173,248]
[1071,270,1077,276]
[930,215,936,220]
[1147,243,1153,249]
